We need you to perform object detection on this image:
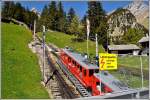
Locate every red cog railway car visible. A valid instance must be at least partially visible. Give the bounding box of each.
[60,48,130,96]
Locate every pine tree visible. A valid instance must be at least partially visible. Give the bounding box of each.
[13,2,24,22]
[57,2,66,32]
[47,1,58,30]
[68,15,80,34]
[2,1,15,19]
[23,8,31,26]
[67,8,75,24]
[40,5,49,28]
[87,1,108,45]
[66,8,76,34]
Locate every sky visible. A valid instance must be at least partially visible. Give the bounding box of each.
[17,0,148,19]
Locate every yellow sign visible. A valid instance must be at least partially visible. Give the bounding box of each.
[99,53,117,70]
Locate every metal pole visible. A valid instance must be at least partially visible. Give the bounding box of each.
[33,20,36,41]
[43,26,46,82]
[86,18,90,59]
[87,35,89,58]
[96,34,98,57]
[140,55,143,88]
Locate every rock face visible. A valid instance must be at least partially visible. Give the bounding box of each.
[107,8,146,42]
[125,0,149,29]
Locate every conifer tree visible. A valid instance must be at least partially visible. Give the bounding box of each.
[67,8,76,24]
[66,8,76,34]
[87,1,108,45]
[47,1,58,30]
[57,2,66,32]
[2,1,15,19]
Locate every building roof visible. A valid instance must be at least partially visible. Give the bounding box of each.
[138,36,149,43]
[108,44,140,51]
[62,48,99,69]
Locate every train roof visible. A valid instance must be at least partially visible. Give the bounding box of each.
[62,48,99,69]
[94,71,130,92]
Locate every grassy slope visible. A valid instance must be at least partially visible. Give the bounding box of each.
[38,31,148,70]
[111,71,149,88]
[118,56,149,70]
[2,23,49,99]
[38,31,105,57]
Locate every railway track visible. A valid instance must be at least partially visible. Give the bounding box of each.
[47,44,91,97]
[45,50,78,99]
[34,35,78,99]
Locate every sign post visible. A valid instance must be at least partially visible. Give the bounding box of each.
[99,53,117,94]
[99,53,117,70]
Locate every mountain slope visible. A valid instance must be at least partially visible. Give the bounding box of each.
[107,8,147,44]
[2,23,49,98]
[125,0,149,29]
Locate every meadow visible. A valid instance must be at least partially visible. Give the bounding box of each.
[2,23,49,98]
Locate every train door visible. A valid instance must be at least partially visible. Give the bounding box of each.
[77,64,80,73]
[73,61,78,74]
[76,64,80,76]
[83,68,89,86]
[79,66,82,79]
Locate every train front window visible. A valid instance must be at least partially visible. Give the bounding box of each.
[89,69,93,77]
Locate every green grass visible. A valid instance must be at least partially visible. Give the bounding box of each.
[38,31,105,57]
[118,56,149,70]
[2,23,49,99]
[110,71,149,88]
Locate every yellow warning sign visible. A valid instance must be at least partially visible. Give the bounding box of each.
[99,53,117,70]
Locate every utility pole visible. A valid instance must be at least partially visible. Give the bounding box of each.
[140,55,143,88]
[95,33,102,94]
[33,20,36,41]
[96,34,98,57]
[42,25,46,82]
[86,18,90,59]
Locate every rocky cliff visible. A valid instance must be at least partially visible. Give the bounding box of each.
[107,8,148,43]
[125,0,149,29]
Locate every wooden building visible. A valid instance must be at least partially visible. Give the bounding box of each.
[138,36,149,55]
[108,44,140,55]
